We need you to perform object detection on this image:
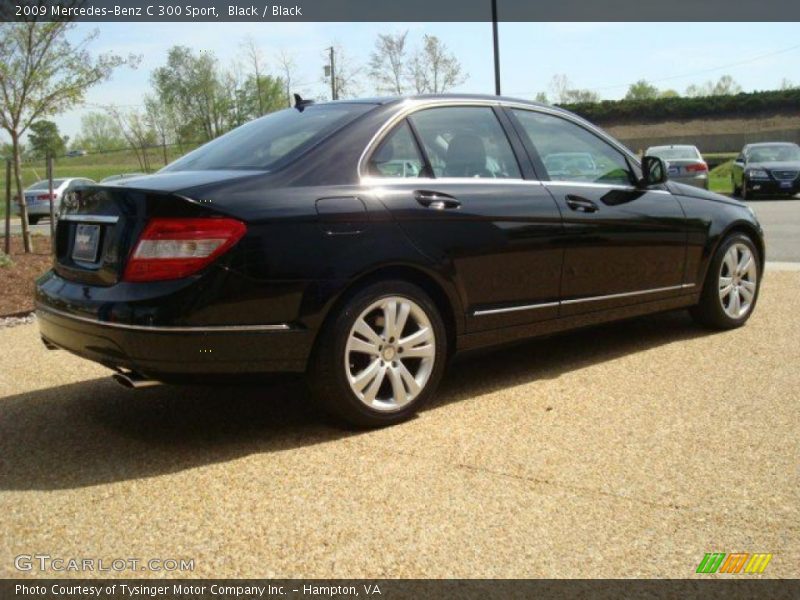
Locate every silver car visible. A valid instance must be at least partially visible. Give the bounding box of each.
[15,177,95,224]
[645,145,708,189]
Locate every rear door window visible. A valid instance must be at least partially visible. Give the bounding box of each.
[408,106,521,179]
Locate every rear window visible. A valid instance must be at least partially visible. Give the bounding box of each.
[648,147,700,160]
[29,179,65,190]
[162,103,374,172]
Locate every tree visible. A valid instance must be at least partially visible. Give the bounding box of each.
[276,50,296,107]
[534,91,549,104]
[548,74,600,104]
[686,74,742,97]
[780,78,797,90]
[152,46,230,144]
[407,35,466,94]
[321,44,362,100]
[73,112,126,152]
[0,20,136,251]
[625,79,660,101]
[659,89,680,98]
[242,36,267,115]
[369,31,409,95]
[28,120,66,158]
[106,105,157,171]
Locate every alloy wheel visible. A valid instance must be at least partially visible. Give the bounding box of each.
[719,243,757,319]
[345,296,436,411]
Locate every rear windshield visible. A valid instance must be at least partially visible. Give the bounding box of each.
[648,147,700,160]
[29,179,65,190]
[162,103,374,172]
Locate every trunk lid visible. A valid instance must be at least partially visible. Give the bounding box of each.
[54,184,216,286]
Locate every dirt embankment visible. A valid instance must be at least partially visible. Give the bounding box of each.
[603,113,800,140]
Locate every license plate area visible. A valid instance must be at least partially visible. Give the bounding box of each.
[72,223,101,263]
[780,181,792,189]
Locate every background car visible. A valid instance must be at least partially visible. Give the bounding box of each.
[14,177,95,224]
[36,95,764,429]
[645,145,708,189]
[66,149,88,157]
[731,142,800,200]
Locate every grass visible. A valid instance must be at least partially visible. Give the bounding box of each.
[709,159,734,194]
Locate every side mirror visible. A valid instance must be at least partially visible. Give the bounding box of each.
[641,155,667,186]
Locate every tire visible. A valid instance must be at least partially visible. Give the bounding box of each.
[741,179,751,201]
[308,280,448,428]
[689,233,761,330]
[731,176,741,197]
[28,216,40,225]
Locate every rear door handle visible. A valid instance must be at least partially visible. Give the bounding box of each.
[415,190,461,210]
[565,195,599,213]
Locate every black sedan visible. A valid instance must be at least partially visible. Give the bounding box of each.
[36,95,765,428]
[731,142,800,200]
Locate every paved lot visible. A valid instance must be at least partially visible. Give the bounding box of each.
[748,199,800,262]
[0,269,797,578]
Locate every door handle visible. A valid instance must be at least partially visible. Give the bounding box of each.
[415,190,461,210]
[566,195,599,213]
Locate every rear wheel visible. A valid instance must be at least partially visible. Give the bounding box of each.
[308,280,447,428]
[689,233,760,329]
[741,180,751,201]
[28,216,40,225]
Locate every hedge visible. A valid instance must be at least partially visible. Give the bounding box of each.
[558,89,800,124]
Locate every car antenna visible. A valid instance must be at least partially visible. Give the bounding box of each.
[293,93,315,112]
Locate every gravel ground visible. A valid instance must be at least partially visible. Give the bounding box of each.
[0,271,798,579]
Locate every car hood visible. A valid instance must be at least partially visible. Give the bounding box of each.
[745,161,800,171]
[99,170,268,193]
[667,181,746,207]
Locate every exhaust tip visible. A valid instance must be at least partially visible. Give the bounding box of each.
[112,371,162,389]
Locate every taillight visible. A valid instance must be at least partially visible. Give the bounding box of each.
[686,163,708,173]
[37,193,55,200]
[123,217,246,282]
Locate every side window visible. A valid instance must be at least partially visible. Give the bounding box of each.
[513,109,634,186]
[409,106,521,179]
[368,120,425,178]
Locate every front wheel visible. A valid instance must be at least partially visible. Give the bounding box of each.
[308,280,447,428]
[689,233,760,329]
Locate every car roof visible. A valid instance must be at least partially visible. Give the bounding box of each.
[744,142,799,148]
[647,144,698,150]
[330,93,555,112]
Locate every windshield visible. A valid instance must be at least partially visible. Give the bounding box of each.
[162,103,374,172]
[29,179,65,190]
[648,146,700,160]
[747,144,800,163]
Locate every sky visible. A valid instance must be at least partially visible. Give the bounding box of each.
[8,21,800,143]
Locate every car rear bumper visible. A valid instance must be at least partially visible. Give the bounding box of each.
[36,303,311,379]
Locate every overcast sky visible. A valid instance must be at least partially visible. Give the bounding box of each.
[9,21,800,142]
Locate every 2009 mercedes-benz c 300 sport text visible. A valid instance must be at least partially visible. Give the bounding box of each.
[36,95,765,428]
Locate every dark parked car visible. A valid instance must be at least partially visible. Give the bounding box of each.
[731,142,800,199]
[36,95,764,428]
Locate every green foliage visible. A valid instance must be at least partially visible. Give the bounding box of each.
[72,112,127,152]
[28,120,66,158]
[625,80,660,101]
[151,46,231,143]
[685,75,742,98]
[0,250,12,268]
[560,88,800,124]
